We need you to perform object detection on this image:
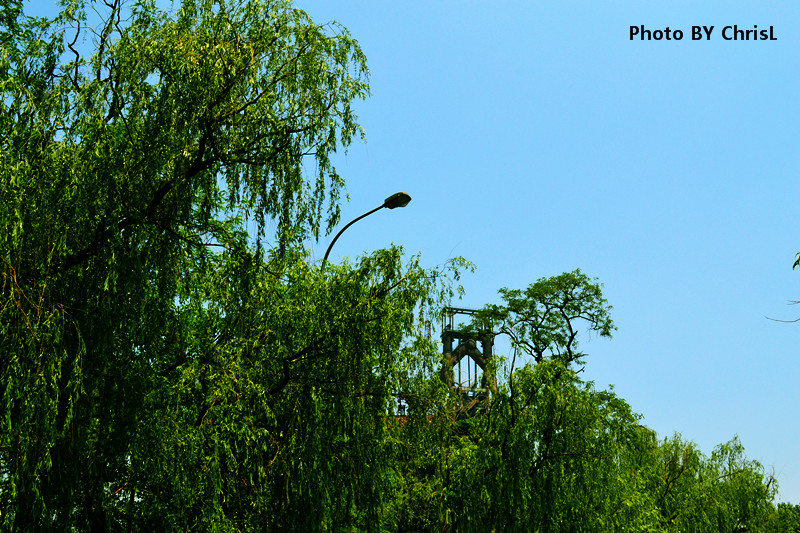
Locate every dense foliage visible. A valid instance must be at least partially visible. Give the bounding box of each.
[1,0,795,531]
[384,273,783,532]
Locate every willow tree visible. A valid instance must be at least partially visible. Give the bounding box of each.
[380,272,777,532]
[0,1,464,530]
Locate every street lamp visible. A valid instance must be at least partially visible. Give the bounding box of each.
[321,192,411,271]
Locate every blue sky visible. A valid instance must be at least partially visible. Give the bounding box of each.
[27,0,800,502]
[292,1,800,502]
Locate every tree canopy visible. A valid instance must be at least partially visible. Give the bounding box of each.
[0,0,444,529]
[0,1,791,531]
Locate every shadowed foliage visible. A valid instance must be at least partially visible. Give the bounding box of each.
[0,1,789,531]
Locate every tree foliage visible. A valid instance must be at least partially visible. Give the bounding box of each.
[474,270,615,365]
[383,356,779,532]
[0,0,437,529]
[0,0,789,531]
[377,272,780,532]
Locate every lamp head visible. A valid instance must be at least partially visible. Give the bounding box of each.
[383,192,412,209]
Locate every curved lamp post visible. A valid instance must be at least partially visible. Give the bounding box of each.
[321,191,411,271]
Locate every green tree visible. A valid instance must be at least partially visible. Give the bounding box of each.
[474,269,615,366]
[381,273,779,532]
[382,273,642,532]
[0,0,469,530]
[629,434,777,533]
[2,1,785,530]
[383,360,662,532]
[766,503,800,532]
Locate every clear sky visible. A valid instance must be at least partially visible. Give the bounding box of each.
[27,0,799,503]
[292,1,800,503]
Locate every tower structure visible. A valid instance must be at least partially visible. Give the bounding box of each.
[439,307,496,415]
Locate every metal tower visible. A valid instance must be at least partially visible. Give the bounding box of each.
[439,307,496,415]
